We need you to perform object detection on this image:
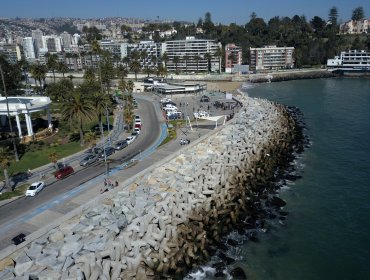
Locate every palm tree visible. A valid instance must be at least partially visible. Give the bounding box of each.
[182,55,189,73]
[116,64,128,81]
[84,131,97,148]
[214,47,224,73]
[143,66,153,77]
[172,56,180,73]
[161,52,169,69]
[46,53,59,82]
[204,53,213,73]
[193,55,201,73]
[61,91,95,146]
[126,80,134,92]
[0,147,13,190]
[130,60,141,81]
[118,79,127,92]
[89,90,111,137]
[57,61,69,78]
[30,63,47,88]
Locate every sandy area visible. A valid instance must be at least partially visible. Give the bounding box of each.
[205,81,244,93]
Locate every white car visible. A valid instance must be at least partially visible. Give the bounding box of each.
[164,104,178,110]
[26,181,45,197]
[160,98,172,103]
[134,127,141,134]
[126,136,135,144]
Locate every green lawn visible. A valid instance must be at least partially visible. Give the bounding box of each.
[3,141,85,178]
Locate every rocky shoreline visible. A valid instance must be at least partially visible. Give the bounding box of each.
[0,95,302,279]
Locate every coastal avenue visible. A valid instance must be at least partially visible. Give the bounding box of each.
[0,97,161,250]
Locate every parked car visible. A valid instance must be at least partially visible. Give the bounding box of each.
[98,146,116,159]
[55,166,74,180]
[160,98,172,103]
[162,101,177,107]
[163,104,177,110]
[26,181,45,197]
[135,115,141,121]
[80,154,98,167]
[126,136,135,144]
[200,95,210,102]
[115,140,128,150]
[133,127,141,134]
[131,131,139,138]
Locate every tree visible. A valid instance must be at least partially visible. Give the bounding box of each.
[204,53,213,73]
[328,6,338,26]
[182,55,190,73]
[57,61,69,78]
[161,52,169,70]
[130,60,141,81]
[116,64,128,81]
[172,56,180,73]
[30,63,47,89]
[0,55,22,94]
[45,53,58,82]
[352,6,365,21]
[193,55,201,73]
[310,16,326,33]
[61,91,95,146]
[0,147,13,190]
[48,151,60,170]
[89,90,111,137]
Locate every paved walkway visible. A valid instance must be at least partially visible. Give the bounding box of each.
[0,91,239,251]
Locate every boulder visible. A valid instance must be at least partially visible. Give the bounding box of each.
[230,267,247,279]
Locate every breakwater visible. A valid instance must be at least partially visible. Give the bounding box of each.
[0,95,299,279]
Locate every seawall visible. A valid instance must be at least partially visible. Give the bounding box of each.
[0,95,298,279]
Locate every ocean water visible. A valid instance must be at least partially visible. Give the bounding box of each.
[240,78,370,280]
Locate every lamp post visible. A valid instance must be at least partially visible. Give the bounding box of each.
[0,63,19,161]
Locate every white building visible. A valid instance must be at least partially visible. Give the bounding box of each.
[163,36,221,73]
[31,29,43,57]
[340,19,370,34]
[42,35,62,53]
[22,37,36,60]
[60,31,73,49]
[121,41,162,68]
[250,45,294,72]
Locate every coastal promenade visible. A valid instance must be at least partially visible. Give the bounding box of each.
[0,92,298,279]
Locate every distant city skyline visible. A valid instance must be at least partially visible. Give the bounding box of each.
[1,0,370,24]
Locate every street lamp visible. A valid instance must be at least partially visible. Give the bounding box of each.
[0,63,19,161]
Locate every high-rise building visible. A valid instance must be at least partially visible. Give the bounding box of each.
[31,29,43,57]
[22,37,36,60]
[249,45,295,72]
[60,31,73,49]
[225,43,243,73]
[42,35,62,53]
[163,36,221,73]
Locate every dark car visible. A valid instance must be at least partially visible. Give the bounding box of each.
[200,95,210,102]
[54,166,74,180]
[114,140,128,150]
[98,146,116,159]
[80,154,98,167]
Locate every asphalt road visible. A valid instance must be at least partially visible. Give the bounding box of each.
[0,96,161,249]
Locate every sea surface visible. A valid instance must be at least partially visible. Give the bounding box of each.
[186,78,370,280]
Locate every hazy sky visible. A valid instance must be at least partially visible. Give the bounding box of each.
[1,0,369,24]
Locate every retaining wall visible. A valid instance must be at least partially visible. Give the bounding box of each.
[0,95,297,279]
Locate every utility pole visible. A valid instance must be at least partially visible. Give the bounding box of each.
[0,63,19,161]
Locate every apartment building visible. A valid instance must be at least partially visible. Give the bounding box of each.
[340,19,370,34]
[121,40,162,69]
[0,42,21,63]
[225,43,243,73]
[249,45,294,72]
[22,37,37,60]
[163,36,221,73]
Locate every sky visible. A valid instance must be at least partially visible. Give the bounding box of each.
[1,0,370,25]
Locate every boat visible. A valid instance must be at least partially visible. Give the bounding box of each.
[327,50,370,75]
